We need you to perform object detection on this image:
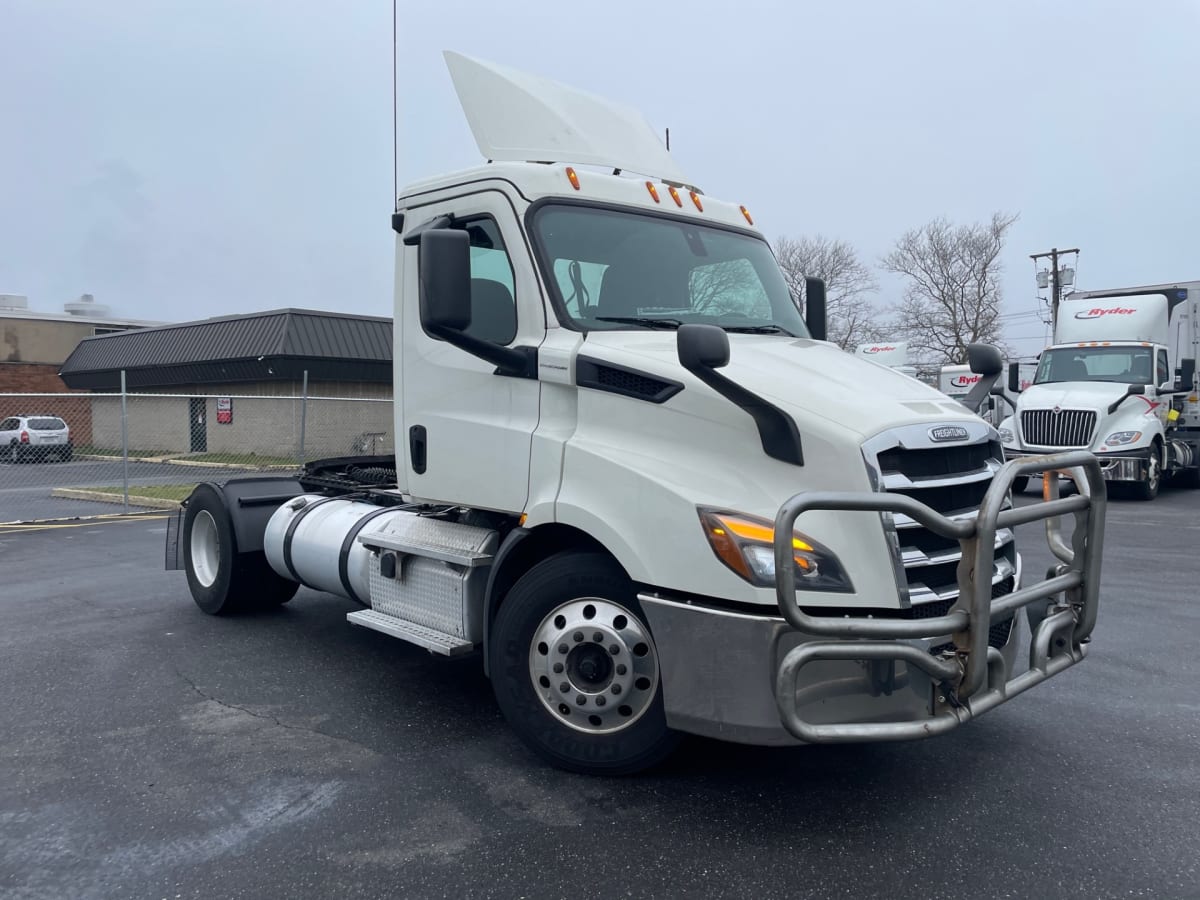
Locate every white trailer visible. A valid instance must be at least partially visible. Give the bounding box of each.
[854,341,918,379]
[1000,283,1200,499]
[167,52,1107,774]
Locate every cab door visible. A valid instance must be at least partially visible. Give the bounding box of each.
[399,190,544,512]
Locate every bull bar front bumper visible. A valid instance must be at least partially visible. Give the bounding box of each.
[639,452,1105,745]
[771,451,1104,743]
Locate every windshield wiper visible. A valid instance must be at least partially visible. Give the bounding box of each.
[721,323,797,336]
[594,316,683,330]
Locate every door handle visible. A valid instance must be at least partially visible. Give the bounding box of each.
[409,425,427,474]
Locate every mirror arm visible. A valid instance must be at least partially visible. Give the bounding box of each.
[431,326,538,378]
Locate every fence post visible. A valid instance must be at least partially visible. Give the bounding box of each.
[120,370,129,512]
[297,369,309,467]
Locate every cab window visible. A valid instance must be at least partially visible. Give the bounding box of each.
[461,218,517,346]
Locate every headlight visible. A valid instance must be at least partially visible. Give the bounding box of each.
[1105,430,1142,445]
[998,428,1014,444]
[698,508,853,593]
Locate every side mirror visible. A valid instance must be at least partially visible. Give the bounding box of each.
[1181,358,1196,392]
[1159,381,1177,394]
[958,342,1004,415]
[804,277,827,342]
[419,229,472,333]
[967,342,1004,378]
[677,323,730,371]
[1007,361,1022,394]
[1107,383,1146,414]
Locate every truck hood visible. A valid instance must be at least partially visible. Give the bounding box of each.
[579,331,978,440]
[1019,381,1146,411]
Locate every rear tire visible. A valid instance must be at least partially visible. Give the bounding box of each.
[6,442,18,465]
[59,443,73,463]
[183,484,299,615]
[489,551,680,775]
[1011,475,1029,494]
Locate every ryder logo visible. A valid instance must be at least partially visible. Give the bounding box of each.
[1074,307,1136,320]
[864,346,897,353]
[951,374,982,388]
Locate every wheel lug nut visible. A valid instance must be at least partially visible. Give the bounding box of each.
[573,632,583,643]
[612,684,622,695]
[576,695,587,706]
[552,662,564,674]
[596,696,606,707]
[609,644,620,656]
[558,643,568,654]
[593,632,603,642]
[616,664,627,675]
[560,682,570,693]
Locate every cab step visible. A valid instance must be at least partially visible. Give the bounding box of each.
[346,609,475,657]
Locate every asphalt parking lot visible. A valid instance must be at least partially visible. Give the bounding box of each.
[1,487,1198,899]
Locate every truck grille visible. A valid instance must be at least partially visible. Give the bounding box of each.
[866,428,1016,609]
[1021,409,1096,448]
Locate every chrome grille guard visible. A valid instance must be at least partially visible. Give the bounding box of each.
[771,451,1105,743]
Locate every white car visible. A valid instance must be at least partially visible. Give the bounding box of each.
[0,414,73,463]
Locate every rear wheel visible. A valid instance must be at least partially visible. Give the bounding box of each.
[1011,475,1030,494]
[489,551,680,775]
[8,442,20,464]
[183,485,299,615]
[1131,444,1162,501]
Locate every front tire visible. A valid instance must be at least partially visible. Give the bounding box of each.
[489,552,680,775]
[183,484,299,615]
[1131,444,1163,501]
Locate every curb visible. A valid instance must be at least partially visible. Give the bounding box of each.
[50,488,182,510]
[165,459,297,470]
[75,454,295,469]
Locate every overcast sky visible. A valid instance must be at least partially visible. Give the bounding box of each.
[3,0,1197,358]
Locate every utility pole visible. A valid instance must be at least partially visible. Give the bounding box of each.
[1030,247,1080,331]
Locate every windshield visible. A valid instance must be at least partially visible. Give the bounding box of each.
[1035,346,1154,385]
[530,204,810,336]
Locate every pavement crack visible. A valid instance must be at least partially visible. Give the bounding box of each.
[174,667,376,754]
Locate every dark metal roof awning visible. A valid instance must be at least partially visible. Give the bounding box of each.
[59,308,393,390]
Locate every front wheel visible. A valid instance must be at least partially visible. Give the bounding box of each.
[1131,445,1162,501]
[489,552,680,775]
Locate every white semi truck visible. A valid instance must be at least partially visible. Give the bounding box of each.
[168,52,1107,774]
[1000,282,1200,500]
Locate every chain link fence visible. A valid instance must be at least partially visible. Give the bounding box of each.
[0,391,393,523]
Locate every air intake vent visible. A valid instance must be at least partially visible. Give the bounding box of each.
[576,357,683,404]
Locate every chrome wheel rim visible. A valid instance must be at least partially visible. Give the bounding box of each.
[528,598,659,735]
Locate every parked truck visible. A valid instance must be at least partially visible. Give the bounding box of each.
[854,341,919,380]
[941,362,1037,428]
[999,282,1200,499]
[168,52,1107,774]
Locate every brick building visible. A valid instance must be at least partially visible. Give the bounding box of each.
[1,294,160,445]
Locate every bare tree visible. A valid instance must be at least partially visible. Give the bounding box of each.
[881,212,1018,364]
[689,259,768,318]
[773,235,883,349]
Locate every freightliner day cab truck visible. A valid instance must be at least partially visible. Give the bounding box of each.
[1000,283,1200,500]
[168,52,1108,774]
